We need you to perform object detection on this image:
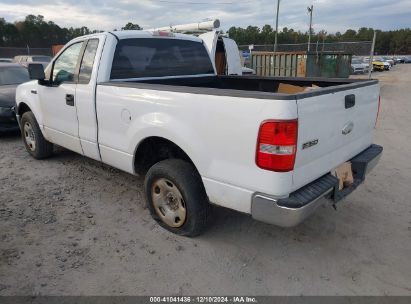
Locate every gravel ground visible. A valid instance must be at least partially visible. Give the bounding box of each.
[0,65,410,296]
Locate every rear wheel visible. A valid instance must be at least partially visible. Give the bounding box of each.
[144,159,210,237]
[21,111,53,159]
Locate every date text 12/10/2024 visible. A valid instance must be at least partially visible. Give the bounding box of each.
[150,297,258,303]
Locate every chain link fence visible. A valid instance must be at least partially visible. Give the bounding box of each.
[0,47,52,59]
[239,41,373,56]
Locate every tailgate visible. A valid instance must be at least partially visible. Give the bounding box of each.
[292,82,380,191]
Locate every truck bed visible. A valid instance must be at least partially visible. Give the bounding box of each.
[98,74,380,196]
[101,75,378,100]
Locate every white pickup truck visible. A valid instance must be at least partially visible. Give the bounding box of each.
[16,30,383,236]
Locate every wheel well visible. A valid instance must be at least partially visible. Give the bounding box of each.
[134,137,195,176]
[17,103,31,117]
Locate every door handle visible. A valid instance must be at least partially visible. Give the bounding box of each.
[65,94,75,106]
[345,94,355,109]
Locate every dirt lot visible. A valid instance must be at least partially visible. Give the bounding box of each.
[1,65,410,296]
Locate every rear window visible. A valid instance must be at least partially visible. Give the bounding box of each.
[110,38,214,79]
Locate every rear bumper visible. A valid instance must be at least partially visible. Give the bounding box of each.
[251,144,383,227]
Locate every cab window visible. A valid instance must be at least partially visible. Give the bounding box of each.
[52,42,83,84]
[79,39,99,84]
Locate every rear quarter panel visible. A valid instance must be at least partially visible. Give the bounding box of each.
[96,85,298,212]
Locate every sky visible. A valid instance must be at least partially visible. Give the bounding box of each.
[0,0,410,33]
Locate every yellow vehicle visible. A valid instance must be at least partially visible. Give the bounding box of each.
[372,60,385,71]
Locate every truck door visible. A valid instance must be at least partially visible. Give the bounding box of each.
[38,41,84,154]
[75,38,102,161]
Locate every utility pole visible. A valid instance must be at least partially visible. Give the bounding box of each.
[307,5,313,52]
[274,0,281,52]
[368,30,377,79]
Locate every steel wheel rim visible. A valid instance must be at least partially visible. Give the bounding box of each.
[151,178,187,228]
[23,122,36,151]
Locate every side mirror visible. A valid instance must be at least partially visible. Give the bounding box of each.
[28,63,45,80]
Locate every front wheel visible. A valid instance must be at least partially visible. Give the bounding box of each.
[144,159,210,237]
[20,111,54,159]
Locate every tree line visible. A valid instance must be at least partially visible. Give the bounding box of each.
[0,15,142,48]
[228,25,411,55]
[1,15,410,55]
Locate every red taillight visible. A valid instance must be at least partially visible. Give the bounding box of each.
[375,95,381,128]
[256,120,298,172]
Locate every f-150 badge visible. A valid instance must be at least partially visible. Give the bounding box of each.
[302,139,319,150]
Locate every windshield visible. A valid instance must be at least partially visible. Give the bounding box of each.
[0,66,30,85]
[111,38,215,79]
[32,56,51,63]
[352,59,362,64]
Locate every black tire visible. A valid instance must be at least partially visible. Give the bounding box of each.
[144,159,210,237]
[20,111,53,159]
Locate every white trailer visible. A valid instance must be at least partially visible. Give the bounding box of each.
[150,20,249,76]
[199,30,243,75]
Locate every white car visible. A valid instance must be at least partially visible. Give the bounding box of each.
[16,30,382,236]
[241,66,256,75]
[351,58,370,74]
